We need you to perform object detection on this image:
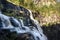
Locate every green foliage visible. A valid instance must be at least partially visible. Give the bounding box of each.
[7,0,57,12]
[7,0,19,5]
[3,0,60,26]
[0,4,3,9]
[19,0,24,4]
[56,2,60,13]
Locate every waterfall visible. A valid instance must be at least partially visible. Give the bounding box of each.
[0,10,48,40]
[28,9,47,40]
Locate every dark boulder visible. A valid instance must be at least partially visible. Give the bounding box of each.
[9,17,19,27]
[42,24,60,40]
[0,17,3,27]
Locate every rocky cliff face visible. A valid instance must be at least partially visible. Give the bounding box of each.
[0,0,48,40]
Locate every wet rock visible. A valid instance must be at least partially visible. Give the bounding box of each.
[0,18,3,27]
[9,17,20,27]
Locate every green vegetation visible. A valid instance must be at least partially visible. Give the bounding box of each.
[7,0,19,5]
[0,3,3,9]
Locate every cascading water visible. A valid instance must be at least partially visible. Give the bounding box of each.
[29,10,48,40]
[0,10,48,40]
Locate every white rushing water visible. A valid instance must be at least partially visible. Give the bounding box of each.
[0,10,47,40]
[28,9,47,40]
